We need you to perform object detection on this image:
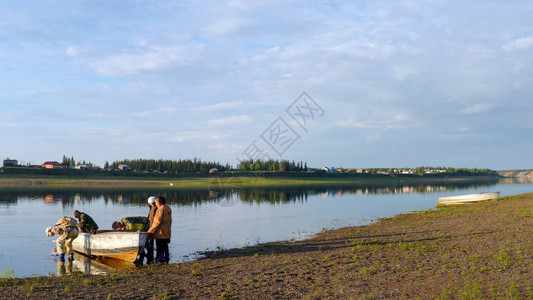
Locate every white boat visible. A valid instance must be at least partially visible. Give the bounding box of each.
[438,191,500,205]
[72,230,149,262]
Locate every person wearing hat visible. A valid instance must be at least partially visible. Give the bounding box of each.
[147,196,158,226]
[46,216,79,261]
[72,210,99,233]
[142,196,158,263]
[147,195,172,264]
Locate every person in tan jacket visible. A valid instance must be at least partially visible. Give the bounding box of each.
[141,196,157,264]
[46,216,79,262]
[147,195,172,263]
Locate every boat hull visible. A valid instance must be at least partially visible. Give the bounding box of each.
[438,192,500,205]
[72,231,149,262]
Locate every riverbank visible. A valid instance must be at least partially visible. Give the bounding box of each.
[2,193,533,299]
[0,174,500,189]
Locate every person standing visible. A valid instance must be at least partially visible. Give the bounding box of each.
[147,195,172,263]
[145,196,158,263]
[72,210,99,233]
[46,216,79,261]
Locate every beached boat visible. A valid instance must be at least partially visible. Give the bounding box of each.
[72,230,149,262]
[438,192,500,205]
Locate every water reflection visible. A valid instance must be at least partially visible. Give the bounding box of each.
[0,178,505,207]
[55,259,73,277]
[500,177,533,184]
[53,253,132,276]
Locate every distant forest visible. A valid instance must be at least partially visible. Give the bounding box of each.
[108,158,230,174]
[237,159,308,172]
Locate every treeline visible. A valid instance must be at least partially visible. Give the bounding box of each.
[413,167,498,176]
[107,158,229,174]
[237,159,308,172]
[61,155,92,167]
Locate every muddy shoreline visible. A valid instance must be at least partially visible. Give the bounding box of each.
[2,193,533,299]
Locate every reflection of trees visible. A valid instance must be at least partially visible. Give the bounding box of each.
[226,179,501,204]
[501,177,533,184]
[0,192,18,205]
[0,178,502,207]
[236,189,309,204]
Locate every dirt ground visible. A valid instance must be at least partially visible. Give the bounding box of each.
[2,193,533,299]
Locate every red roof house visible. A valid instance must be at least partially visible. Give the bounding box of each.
[42,161,61,169]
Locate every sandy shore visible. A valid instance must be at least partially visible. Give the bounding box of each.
[2,193,533,299]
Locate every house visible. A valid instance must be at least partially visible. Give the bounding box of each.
[209,168,219,174]
[321,167,335,173]
[42,161,61,169]
[356,169,365,174]
[3,159,18,167]
[118,164,131,171]
[75,163,93,170]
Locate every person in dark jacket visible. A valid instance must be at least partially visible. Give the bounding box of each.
[72,210,99,233]
[147,195,172,263]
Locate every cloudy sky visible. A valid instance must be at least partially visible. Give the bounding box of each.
[1,0,532,169]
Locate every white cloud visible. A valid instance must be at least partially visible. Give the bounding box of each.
[197,101,246,111]
[503,37,533,51]
[458,102,494,115]
[334,112,420,130]
[91,45,203,76]
[335,119,379,129]
[66,46,83,56]
[166,132,226,143]
[204,17,254,37]
[130,106,175,118]
[367,134,383,142]
[207,115,251,126]
[207,142,246,151]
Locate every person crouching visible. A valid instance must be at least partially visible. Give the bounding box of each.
[46,216,79,261]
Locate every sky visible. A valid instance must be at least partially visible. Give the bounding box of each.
[0,0,532,170]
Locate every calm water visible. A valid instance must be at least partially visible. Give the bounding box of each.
[1,178,532,278]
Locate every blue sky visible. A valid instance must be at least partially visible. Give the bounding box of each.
[1,0,532,169]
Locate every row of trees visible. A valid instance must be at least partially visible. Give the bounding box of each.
[55,155,497,176]
[413,167,498,176]
[61,155,91,167]
[106,158,230,174]
[237,159,308,172]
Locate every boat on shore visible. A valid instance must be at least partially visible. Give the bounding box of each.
[438,191,500,205]
[72,230,149,262]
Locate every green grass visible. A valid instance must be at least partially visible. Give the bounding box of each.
[0,169,501,189]
[1,268,15,280]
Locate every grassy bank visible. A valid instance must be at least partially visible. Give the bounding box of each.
[0,170,500,189]
[2,193,533,299]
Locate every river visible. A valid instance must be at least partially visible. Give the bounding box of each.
[0,178,531,278]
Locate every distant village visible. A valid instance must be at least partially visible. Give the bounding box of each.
[1,157,492,177]
[1,159,130,172]
[319,167,447,175]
